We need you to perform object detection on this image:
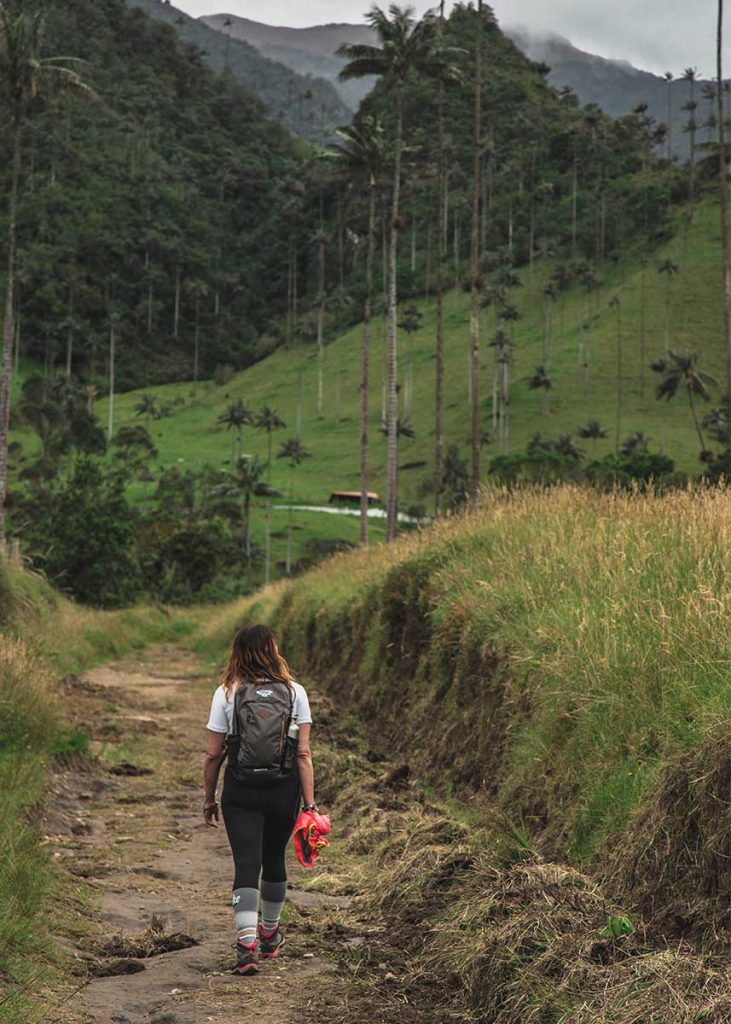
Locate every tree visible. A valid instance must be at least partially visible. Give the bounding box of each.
[620,430,650,456]
[469,0,484,499]
[681,67,698,213]
[609,293,623,452]
[277,437,311,575]
[338,4,446,543]
[578,419,609,454]
[657,258,679,357]
[255,405,286,584]
[332,116,387,547]
[652,351,718,455]
[664,71,674,160]
[22,457,140,607]
[717,0,731,445]
[527,365,552,415]
[234,454,266,559]
[185,278,209,389]
[134,393,159,428]
[434,0,448,518]
[0,4,92,550]
[217,400,252,464]
[397,303,422,418]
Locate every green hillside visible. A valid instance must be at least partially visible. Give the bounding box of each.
[88,196,727,516]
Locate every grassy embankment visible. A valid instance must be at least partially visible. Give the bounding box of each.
[194,485,731,944]
[0,567,197,1024]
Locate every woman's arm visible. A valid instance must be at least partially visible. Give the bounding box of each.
[203,730,227,827]
[296,723,316,808]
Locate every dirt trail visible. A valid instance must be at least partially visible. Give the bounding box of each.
[47,646,356,1024]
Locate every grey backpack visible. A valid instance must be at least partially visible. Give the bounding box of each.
[227,679,296,785]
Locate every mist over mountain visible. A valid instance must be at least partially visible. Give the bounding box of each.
[198,12,716,161]
[507,26,717,161]
[124,0,352,140]
[200,13,376,108]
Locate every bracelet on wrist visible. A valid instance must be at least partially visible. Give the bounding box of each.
[302,802,317,812]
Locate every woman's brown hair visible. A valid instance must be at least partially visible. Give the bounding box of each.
[221,624,294,698]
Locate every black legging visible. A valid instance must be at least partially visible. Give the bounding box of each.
[220,767,300,889]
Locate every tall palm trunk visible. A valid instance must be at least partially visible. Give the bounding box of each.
[717,0,731,431]
[108,316,116,443]
[244,488,252,558]
[360,178,376,547]
[0,106,22,551]
[385,85,403,543]
[193,296,201,390]
[264,425,272,585]
[286,465,294,575]
[687,386,707,451]
[66,285,74,377]
[469,1,483,499]
[316,197,326,418]
[434,70,446,517]
[173,257,181,338]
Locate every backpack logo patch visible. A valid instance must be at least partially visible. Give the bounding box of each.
[256,689,274,697]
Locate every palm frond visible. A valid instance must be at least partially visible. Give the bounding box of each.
[338,57,388,81]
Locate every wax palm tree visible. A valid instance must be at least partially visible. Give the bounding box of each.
[0,4,93,547]
[255,406,286,584]
[217,399,251,464]
[652,351,718,453]
[468,1,486,499]
[609,293,623,452]
[682,67,698,211]
[234,454,266,559]
[717,0,731,434]
[527,365,552,415]
[184,278,209,390]
[657,258,679,357]
[621,430,650,456]
[332,116,387,547]
[277,438,311,575]
[134,393,159,428]
[664,71,674,160]
[701,82,717,142]
[338,4,450,543]
[397,303,422,418]
[578,419,609,454]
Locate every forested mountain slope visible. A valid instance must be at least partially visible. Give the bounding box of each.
[6,0,318,389]
[125,0,352,139]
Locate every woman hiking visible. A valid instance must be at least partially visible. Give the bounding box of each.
[203,624,317,976]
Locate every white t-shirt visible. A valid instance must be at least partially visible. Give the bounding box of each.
[206,680,312,735]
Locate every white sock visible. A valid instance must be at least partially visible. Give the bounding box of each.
[232,887,258,946]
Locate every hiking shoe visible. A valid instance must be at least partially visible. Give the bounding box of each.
[231,939,259,976]
[258,923,285,959]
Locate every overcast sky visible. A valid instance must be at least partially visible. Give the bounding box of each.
[171,0,727,78]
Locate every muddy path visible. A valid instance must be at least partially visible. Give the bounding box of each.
[45,646,375,1024]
